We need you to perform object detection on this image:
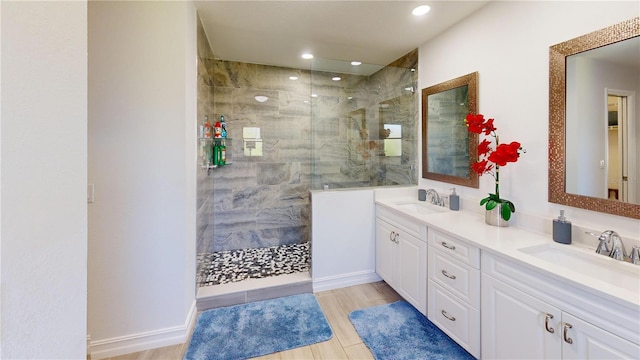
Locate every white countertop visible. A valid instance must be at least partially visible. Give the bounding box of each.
[375,195,640,312]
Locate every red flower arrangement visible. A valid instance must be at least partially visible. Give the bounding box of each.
[465,113,525,221]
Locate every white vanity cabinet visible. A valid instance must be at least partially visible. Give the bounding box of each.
[427,229,481,358]
[482,252,640,360]
[375,205,427,314]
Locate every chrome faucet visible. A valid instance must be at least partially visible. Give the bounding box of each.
[592,230,628,261]
[425,189,444,206]
[631,246,640,265]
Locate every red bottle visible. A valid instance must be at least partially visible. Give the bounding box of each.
[214,121,222,138]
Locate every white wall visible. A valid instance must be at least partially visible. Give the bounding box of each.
[311,189,380,291]
[418,1,639,237]
[1,1,88,358]
[87,1,197,357]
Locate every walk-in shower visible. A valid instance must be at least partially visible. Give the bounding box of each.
[309,55,419,191]
[196,19,418,288]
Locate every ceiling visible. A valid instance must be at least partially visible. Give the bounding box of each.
[195,1,490,74]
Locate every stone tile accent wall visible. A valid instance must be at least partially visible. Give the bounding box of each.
[196,40,418,252]
[207,61,312,252]
[310,54,418,189]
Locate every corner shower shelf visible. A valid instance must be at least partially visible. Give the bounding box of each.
[200,138,233,172]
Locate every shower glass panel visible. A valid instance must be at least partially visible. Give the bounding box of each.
[310,57,418,190]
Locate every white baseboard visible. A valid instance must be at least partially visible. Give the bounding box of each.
[89,300,197,360]
[312,270,382,292]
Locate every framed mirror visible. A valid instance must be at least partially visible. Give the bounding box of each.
[422,72,479,188]
[549,17,640,219]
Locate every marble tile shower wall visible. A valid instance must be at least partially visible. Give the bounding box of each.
[204,61,314,252]
[196,48,418,253]
[311,55,418,189]
[371,55,418,185]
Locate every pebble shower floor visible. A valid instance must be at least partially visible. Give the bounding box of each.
[197,242,310,287]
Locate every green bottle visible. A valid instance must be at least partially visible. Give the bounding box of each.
[213,141,223,167]
[220,142,226,165]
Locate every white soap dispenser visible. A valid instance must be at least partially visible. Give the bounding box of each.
[449,188,459,211]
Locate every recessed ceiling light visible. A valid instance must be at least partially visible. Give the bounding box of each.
[255,95,269,103]
[311,94,318,98]
[412,5,431,16]
[332,76,341,81]
[301,53,314,59]
[289,76,298,80]
[351,61,362,66]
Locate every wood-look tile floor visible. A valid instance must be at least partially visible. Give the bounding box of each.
[103,281,402,360]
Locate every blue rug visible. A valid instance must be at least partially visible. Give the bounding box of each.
[349,301,475,360]
[184,293,332,360]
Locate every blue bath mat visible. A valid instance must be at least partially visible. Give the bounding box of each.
[184,293,332,360]
[349,301,474,360]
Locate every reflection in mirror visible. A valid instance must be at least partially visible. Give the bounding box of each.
[565,37,639,204]
[549,17,640,219]
[422,72,479,188]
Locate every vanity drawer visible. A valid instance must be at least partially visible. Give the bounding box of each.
[429,229,480,268]
[428,280,480,358]
[376,205,427,241]
[429,248,480,308]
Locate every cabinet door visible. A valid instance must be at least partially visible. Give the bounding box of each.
[375,219,395,285]
[482,274,562,359]
[561,312,640,359]
[397,230,427,314]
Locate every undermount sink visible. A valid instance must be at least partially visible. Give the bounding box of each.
[393,201,449,215]
[519,243,640,292]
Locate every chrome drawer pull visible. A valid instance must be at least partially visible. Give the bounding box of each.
[441,269,456,280]
[441,241,456,250]
[544,313,555,334]
[563,323,573,344]
[389,231,395,242]
[441,310,456,321]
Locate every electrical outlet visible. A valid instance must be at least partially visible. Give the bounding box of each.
[88,184,95,203]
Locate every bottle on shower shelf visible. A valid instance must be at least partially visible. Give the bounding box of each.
[220,115,227,138]
[203,115,212,138]
[214,119,222,138]
[220,141,226,165]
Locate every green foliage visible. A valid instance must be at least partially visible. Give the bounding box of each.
[480,194,515,221]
